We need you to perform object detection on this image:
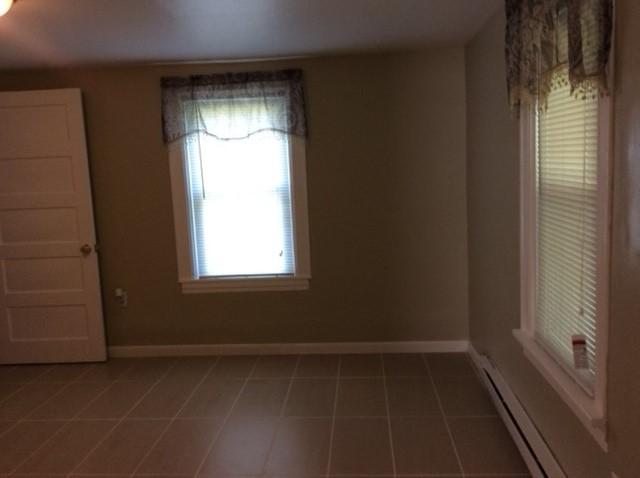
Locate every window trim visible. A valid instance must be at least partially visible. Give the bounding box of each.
[514,91,612,451]
[168,134,311,293]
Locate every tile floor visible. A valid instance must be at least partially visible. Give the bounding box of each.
[0,353,530,478]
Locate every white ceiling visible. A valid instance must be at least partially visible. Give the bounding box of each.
[0,0,502,69]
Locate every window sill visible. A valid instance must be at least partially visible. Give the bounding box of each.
[180,276,309,294]
[512,329,607,450]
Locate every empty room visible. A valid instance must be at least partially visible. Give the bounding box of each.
[0,0,638,477]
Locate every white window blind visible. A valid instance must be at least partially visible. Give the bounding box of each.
[183,98,296,279]
[535,70,599,391]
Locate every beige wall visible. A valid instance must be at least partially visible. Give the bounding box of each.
[607,1,640,474]
[0,50,469,346]
[466,4,640,477]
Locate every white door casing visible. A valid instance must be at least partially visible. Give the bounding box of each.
[0,88,106,363]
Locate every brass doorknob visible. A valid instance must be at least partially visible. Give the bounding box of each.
[80,244,92,255]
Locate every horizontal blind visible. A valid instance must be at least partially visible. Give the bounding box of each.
[183,98,295,278]
[535,69,599,390]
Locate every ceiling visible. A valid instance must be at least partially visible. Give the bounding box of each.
[0,0,502,69]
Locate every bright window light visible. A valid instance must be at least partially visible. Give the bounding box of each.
[0,0,13,17]
[183,98,295,278]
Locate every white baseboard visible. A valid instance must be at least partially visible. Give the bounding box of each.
[108,340,469,358]
[469,343,566,478]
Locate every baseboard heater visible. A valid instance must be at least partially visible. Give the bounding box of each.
[469,348,566,478]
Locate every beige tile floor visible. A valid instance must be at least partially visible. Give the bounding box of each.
[0,353,530,478]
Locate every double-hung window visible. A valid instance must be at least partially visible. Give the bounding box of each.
[516,66,611,447]
[162,70,311,293]
[509,0,614,448]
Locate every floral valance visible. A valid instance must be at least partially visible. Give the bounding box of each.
[161,69,307,144]
[505,0,613,114]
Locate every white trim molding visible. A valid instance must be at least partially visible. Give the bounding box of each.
[168,125,311,295]
[513,329,607,450]
[181,276,309,293]
[469,344,567,478]
[518,77,612,450]
[109,340,469,358]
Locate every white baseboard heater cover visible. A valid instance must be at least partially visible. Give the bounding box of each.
[469,347,567,478]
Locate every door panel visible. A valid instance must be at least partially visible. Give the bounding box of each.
[0,104,70,157]
[4,257,84,292]
[9,306,89,340]
[0,208,79,243]
[0,157,75,193]
[0,89,106,363]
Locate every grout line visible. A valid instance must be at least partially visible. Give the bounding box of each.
[381,355,398,478]
[24,380,88,420]
[0,378,28,406]
[115,373,399,380]
[15,412,481,420]
[324,355,341,478]
[444,414,499,418]
[19,416,221,422]
[71,366,167,420]
[67,363,139,421]
[464,474,532,477]
[21,473,531,478]
[0,365,45,405]
[6,358,179,477]
[0,421,18,440]
[72,373,463,380]
[67,358,184,477]
[27,364,56,380]
[0,364,86,444]
[422,354,466,478]
[192,356,261,478]
[61,474,526,478]
[127,356,221,478]
[9,474,525,478]
[122,474,523,478]
[251,374,357,379]
[74,362,101,381]
[0,353,508,478]
[260,355,302,474]
[19,366,79,408]
[72,363,98,383]
[77,359,137,384]
[50,363,100,384]
[277,355,302,417]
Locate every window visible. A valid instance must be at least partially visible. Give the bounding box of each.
[516,65,611,448]
[535,78,601,390]
[165,72,311,293]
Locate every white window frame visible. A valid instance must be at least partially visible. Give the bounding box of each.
[168,131,311,294]
[514,91,613,451]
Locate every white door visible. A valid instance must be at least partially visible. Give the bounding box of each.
[0,88,106,364]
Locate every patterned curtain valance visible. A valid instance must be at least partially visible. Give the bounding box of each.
[161,69,308,144]
[505,0,613,115]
